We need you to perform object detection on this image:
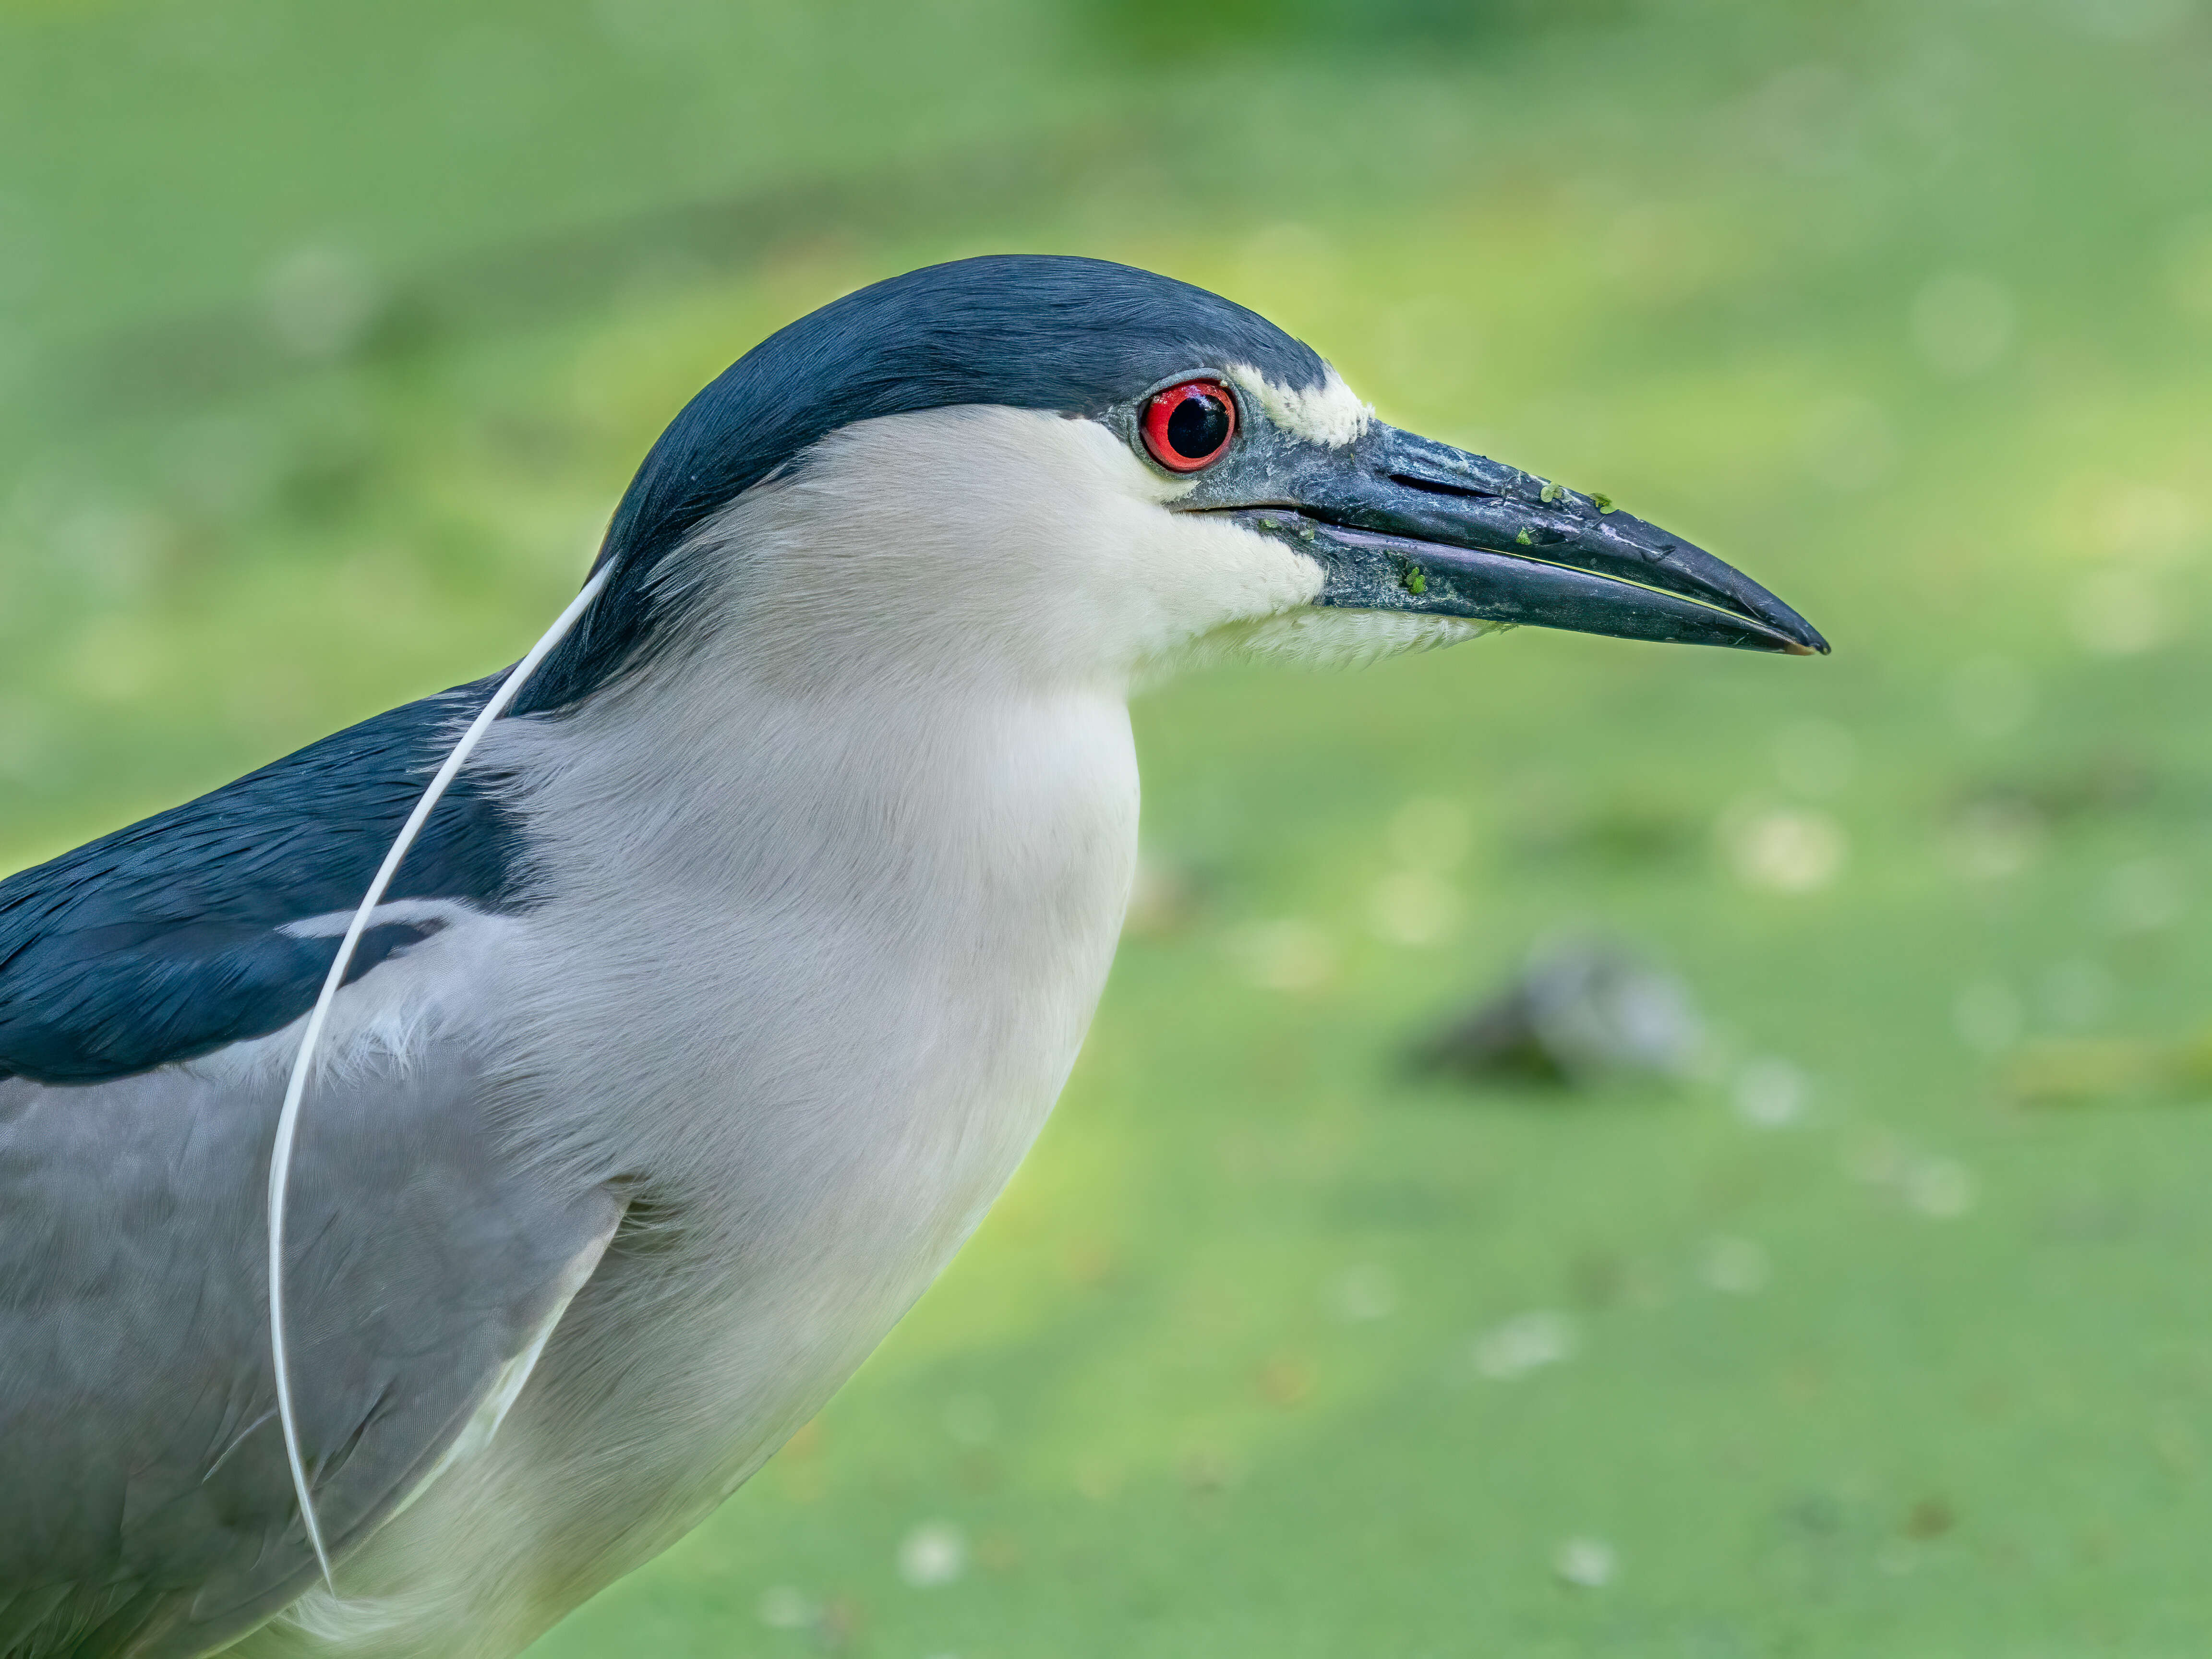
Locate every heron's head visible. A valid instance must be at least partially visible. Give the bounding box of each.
[522,255,1824,709]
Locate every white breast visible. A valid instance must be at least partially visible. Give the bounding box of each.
[501,660,1137,1439]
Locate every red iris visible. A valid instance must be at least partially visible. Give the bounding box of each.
[1142,380,1237,472]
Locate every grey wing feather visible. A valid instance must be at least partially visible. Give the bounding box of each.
[0,1042,619,1659]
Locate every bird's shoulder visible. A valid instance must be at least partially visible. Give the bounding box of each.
[0,674,531,1084]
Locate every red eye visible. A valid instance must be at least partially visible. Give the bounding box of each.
[1142,380,1237,471]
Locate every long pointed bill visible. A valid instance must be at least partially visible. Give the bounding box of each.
[1220,424,1828,656]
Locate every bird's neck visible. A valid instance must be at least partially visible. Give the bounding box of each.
[481,648,1141,1216]
[502,648,1141,907]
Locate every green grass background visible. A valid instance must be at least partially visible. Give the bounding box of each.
[5,0,2212,1652]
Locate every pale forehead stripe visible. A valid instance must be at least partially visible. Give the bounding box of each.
[1225,363,1374,448]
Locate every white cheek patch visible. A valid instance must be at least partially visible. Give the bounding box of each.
[1225,363,1373,448]
[671,407,1338,690]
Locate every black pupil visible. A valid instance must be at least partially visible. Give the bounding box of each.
[1165,390,1230,459]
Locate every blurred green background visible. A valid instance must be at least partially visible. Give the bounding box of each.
[6,0,2212,1652]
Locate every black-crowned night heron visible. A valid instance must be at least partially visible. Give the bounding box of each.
[0,255,1824,1659]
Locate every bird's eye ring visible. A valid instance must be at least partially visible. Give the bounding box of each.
[1142,380,1237,472]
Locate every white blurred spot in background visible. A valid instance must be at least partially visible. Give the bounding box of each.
[1903,1158,1977,1219]
[897,1521,968,1589]
[1734,1057,1810,1128]
[2096,482,2203,567]
[1853,1131,1979,1220]
[2071,569,2173,656]
[1699,1236,1771,1295]
[1721,803,1848,894]
[1473,1311,1577,1381]
[1369,872,1462,948]
[757,1586,815,1630]
[1324,1263,1399,1323]
[1552,1536,1618,1589]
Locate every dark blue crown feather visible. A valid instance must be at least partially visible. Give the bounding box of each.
[0,680,529,1084]
[0,255,1319,1084]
